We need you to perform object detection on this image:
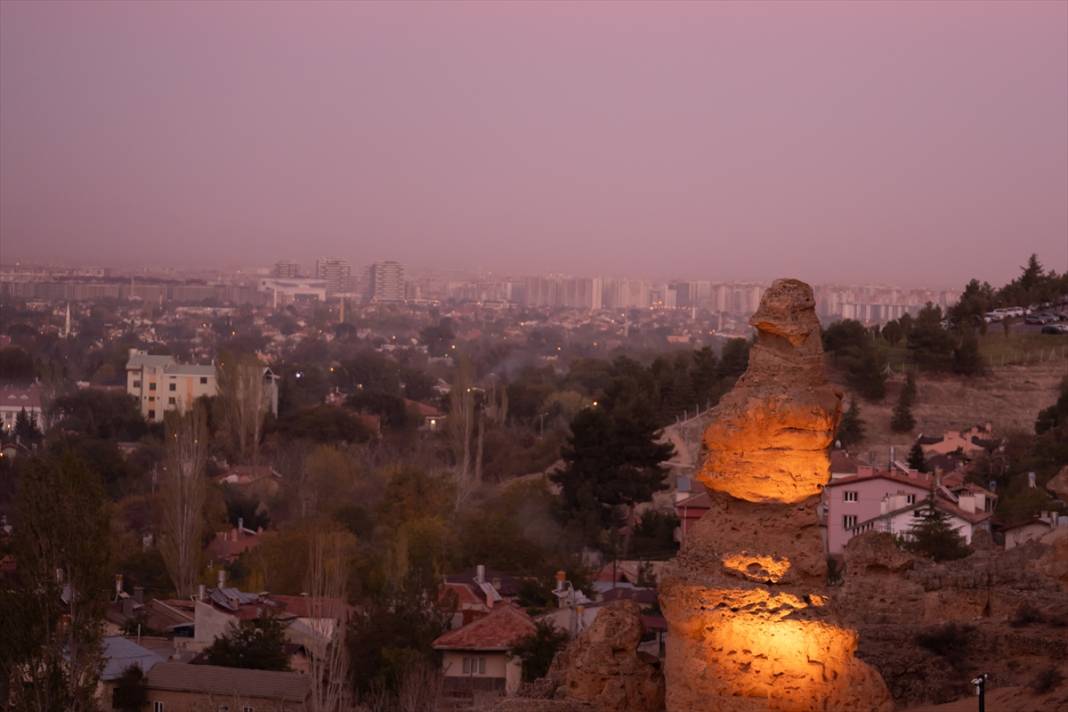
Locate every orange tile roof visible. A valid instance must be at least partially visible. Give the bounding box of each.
[432,604,535,652]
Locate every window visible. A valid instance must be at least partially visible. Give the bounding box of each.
[217,706,229,712]
[906,494,916,504]
[153,703,165,712]
[200,376,209,384]
[149,382,156,391]
[148,396,155,403]
[133,380,141,388]
[843,491,858,502]
[462,656,487,675]
[843,515,857,529]
[148,410,156,420]
[168,397,176,405]
[243,707,254,712]
[169,383,176,391]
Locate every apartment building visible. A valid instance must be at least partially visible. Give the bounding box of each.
[370,261,406,302]
[126,350,217,423]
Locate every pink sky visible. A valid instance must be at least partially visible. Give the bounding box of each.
[1,1,1065,286]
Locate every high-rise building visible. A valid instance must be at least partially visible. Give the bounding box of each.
[315,257,352,294]
[272,260,301,279]
[370,261,405,302]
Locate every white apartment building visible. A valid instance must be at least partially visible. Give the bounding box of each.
[126,349,279,423]
[126,350,218,423]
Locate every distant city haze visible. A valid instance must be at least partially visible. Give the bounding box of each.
[1,0,1065,287]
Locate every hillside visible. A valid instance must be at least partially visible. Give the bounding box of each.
[832,355,1068,458]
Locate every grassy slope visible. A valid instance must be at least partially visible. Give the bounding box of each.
[833,334,1068,461]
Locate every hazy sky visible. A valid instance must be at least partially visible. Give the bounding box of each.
[1,1,1065,286]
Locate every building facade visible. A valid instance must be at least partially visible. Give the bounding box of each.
[370,261,405,302]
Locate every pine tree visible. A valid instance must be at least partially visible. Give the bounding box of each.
[890,390,916,433]
[902,371,917,406]
[907,441,928,472]
[553,402,674,533]
[900,497,970,561]
[13,407,40,443]
[952,329,985,377]
[836,399,865,448]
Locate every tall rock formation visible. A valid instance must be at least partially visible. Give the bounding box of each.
[660,279,893,712]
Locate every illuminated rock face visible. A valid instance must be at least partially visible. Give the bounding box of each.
[698,278,841,504]
[660,279,893,712]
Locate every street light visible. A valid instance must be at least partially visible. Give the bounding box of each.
[971,673,988,712]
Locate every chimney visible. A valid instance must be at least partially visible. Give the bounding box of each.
[197,584,206,601]
[1027,471,1036,489]
[218,569,226,589]
[475,564,485,585]
[115,574,124,600]
[555,570,566,592]
[238,517,244,532]
[133,586,144,604]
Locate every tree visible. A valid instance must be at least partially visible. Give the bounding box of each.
[0,451,111,712]
[13,408,40,444]
[204,616,291,671]
[899,498,970,561]
[510,621,569,682]
[902,371,917,406]
[218,352,269,464]
[1035,376,1068,435]
[890,392,916,433]
[823,320,886,401]
[273,405,373,444]
[716,338,750,382]
[836,399,865,448]
[952,329,985,377]
[907,441,928,472]
[881,320,904,345]
[305,525,356,712]
[159,405,209,597]
[553,402,674,534]
[907,304,954,372]
[111,665,148,712]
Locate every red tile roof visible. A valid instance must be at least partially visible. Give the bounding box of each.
[432,604,535,652]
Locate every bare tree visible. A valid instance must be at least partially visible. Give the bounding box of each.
[218,353,268,465]
[160,404,209,597]
[306,526,356,712]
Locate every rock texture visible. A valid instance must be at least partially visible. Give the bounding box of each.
[837,533,1068,706]
[698,279,842,504]
[661,279,893,712]
[553,600,664,712]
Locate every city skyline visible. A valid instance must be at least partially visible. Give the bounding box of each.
[2,1,1066,287]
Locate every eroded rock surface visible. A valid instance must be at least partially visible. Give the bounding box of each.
[661,279,893,712]
[698,278,842,504]
[555,600,664,712]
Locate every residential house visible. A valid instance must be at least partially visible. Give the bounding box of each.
[205,521,263,566]
[135,662,309,711]
[0,384,43,434]
[674,490,711,544]
[848,491,993,548]
[214,466,282,499]
[916,423,998,458]
[1002,512,1067,549]
[824,464,930,550]
[432,604,536,697]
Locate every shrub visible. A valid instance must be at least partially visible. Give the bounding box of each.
[1030,666,1064,694]
[1010,602,1044,628]
[915,623,973,669]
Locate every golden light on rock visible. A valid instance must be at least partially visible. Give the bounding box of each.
[660,279,894,712]
[721,554,792,583]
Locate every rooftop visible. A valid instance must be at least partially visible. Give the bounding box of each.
[432,604,536,652]
[145,662,309,702]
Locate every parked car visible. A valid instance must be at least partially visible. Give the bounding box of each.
[1041,324,1068,335]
